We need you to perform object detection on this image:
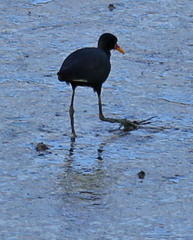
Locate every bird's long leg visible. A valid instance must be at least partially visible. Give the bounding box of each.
[97,90,139,130]
[97,91,105,120]
[69,86,76,139]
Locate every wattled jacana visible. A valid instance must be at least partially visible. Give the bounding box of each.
[57,33,125,138]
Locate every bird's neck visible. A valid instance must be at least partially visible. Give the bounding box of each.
[104,50,111,59]
[98,44,111,59]
[100,48,111,59]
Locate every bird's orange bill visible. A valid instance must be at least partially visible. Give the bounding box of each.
[114,44,125,54]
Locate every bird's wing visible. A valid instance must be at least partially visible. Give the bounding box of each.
[58,48,111,84]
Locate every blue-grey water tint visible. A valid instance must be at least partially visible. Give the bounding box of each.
[1,0,193,239]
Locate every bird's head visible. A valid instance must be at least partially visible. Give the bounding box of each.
[98,33,125,54]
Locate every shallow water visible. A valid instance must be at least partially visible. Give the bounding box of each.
[1,0,193,239]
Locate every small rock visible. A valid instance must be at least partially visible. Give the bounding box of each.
[138,171,145,179]
[108,4,116,11]
[35,142,49,152]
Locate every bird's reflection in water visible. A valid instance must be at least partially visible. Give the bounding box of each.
[67,129,128,161]
[69,138,75,157]
[97,142,105,161]
[67,137,105,162]
[59,139,106,205]
[60,131,130,205]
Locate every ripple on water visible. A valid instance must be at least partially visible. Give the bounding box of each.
[31,0,53,5]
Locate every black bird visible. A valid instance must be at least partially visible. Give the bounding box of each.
[57,33,125,138]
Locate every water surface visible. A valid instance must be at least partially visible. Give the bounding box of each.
[0,0,193,239]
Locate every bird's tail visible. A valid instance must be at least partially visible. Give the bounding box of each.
[57,72,64,81]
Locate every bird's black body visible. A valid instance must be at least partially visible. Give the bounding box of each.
[57,47,111,94]
[57,33,124,138]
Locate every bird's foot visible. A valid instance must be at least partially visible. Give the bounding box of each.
[100,115,157,131]
[100,115,138,130]
[122,116,157,131]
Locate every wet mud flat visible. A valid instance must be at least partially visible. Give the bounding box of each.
[1,0,193,239]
